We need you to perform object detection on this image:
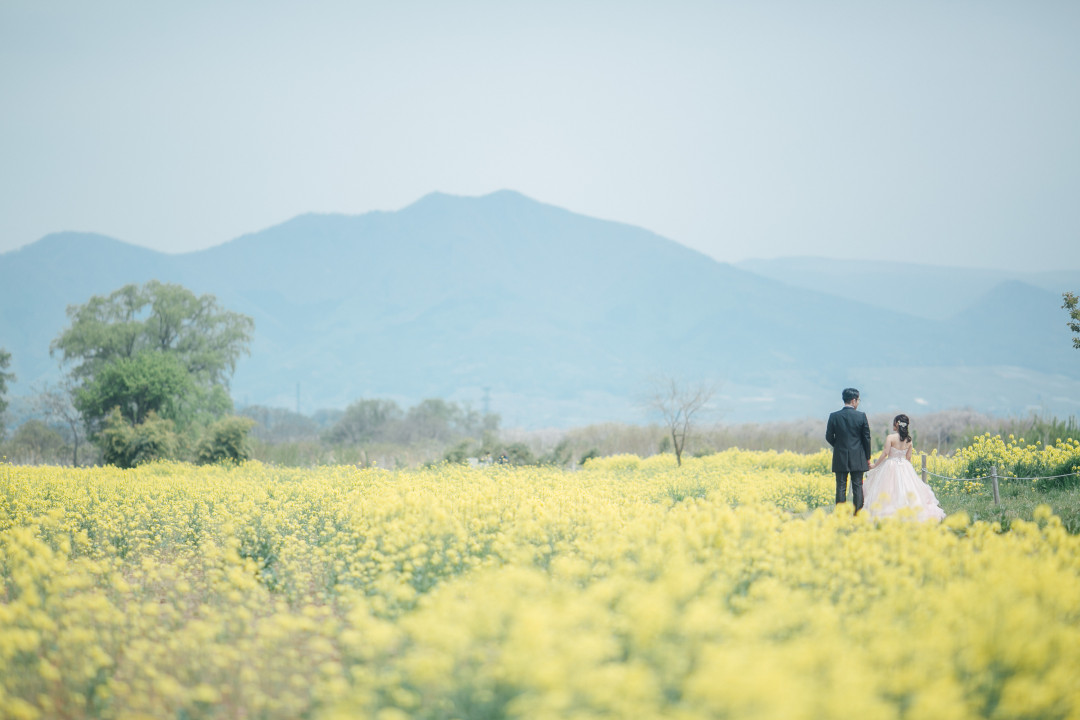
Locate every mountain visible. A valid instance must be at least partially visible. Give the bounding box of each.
[3,191,1079,427]
[735,256,1080,321]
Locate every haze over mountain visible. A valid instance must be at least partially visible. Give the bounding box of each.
[2,191,1078,427]
[736,257,1080,321]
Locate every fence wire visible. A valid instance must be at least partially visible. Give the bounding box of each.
[925,470,991,482]
[924,467,1080,483]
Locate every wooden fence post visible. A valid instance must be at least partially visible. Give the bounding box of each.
[991,465,1000,506]
[921,454,928,484]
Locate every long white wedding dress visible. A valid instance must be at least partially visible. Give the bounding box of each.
[863,447,946,521]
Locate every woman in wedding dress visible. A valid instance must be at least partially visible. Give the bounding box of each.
[863,414,946,521]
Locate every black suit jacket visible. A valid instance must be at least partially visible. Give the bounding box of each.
[825,406,872,473]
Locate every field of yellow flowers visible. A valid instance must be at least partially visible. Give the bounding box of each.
[928,434,1080,488]
[2,448,1079,719]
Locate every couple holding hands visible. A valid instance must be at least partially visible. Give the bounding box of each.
[826,388,945,521]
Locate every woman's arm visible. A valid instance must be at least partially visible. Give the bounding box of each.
[906,443,913,462]
[869,435,892,470]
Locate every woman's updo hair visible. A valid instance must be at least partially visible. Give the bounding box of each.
[894,414,911,443]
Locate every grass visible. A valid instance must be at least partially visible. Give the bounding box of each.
[936,478,1080,534]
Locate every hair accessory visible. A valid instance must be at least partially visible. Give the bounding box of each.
[898,421,907,427]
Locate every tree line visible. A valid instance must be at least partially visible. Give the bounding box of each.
[0,281,509,468]
[2,286,1080,467]
[1,281,256,467]
[238,397,518,468]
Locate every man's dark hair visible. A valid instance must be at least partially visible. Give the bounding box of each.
[842,388,860,404]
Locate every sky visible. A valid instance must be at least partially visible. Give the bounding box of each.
[2,0,1079,272]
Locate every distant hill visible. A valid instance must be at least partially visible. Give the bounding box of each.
[736,256,1080,321]
[3,191,1079,427]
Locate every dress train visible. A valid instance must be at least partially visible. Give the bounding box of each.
[863,448,946,521]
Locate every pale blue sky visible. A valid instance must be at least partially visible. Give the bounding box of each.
[2,0,1078,271]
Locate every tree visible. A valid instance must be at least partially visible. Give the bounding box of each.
[34,380,89,466]
[1065,292,1080,349]
[324,399,403,446]
[395,398,499,444]
[401,398,457,443]
[51,281,254,444]
[75,350,196,428]
[0,348,12,438]
[8,420,66,465]
[53,281,253,388]
[239,405,320,444]
[647,377,716,467]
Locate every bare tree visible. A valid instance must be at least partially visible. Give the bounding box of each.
[34,379,87,466]
[0,347,13,439]
[647,377,716,466]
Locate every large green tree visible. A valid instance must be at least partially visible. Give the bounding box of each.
[75,350,195,427]
[51,281,254,435]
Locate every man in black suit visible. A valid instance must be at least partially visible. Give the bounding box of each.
[825,387,872,514]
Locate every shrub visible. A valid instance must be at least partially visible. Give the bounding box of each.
[579,448,600,466]
[442,440,472,465]
[100,408,181,468]
[196,416,257,465]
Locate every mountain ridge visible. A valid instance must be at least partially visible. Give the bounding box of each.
[2,192,1079,427]
[736,256,1080,321]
